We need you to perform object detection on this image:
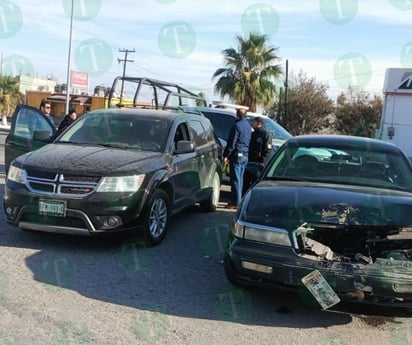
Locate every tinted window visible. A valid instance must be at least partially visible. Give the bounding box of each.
[174,122,190,142]
[189,120,208,146]
[199,118,215,142]
[14,107,54,139]
[201,111,235,141]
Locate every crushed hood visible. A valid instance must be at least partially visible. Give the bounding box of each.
[242,180,412,229]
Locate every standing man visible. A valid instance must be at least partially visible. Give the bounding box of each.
[243,116,273,193]
[249,117,272,164]
[39,99,58,128]
[223,107,251,209]
[56,108,77,136]
[39,100,52,116]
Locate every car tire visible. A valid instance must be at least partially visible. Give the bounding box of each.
[199,171,221,212]
[224,255,244,287]
[143,189,170,246]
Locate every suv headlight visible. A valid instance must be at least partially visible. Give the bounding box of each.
[97,175,145,192]
[7,165,25,184]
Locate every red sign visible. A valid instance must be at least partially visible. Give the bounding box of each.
[70,71,89,89]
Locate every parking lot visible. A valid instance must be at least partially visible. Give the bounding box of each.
[0,129,411,345]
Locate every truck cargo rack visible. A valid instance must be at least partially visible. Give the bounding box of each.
[107,76,206,110]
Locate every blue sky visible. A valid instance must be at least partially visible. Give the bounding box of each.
[2,0,412,102]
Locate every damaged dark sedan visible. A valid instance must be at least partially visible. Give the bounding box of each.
[224,135,412,309]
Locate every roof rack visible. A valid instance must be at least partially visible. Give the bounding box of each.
[107,76,206,109]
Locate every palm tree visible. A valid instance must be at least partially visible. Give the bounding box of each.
[0,75,23,117]
[212,33,283,112]
[196,92,207,107]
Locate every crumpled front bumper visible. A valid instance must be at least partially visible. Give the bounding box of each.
[225,234,412,308]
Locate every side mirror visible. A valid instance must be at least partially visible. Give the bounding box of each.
[175,140,194,154]
[33,129,52,142]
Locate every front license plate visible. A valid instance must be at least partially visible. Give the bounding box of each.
[38,199,66,217]
[301,270,340,309]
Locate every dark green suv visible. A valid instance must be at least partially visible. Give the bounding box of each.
[4,105,222,245]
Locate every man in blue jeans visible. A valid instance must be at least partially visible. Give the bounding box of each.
[223,107,251,209]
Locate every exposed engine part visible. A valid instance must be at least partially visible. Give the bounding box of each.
[304,238,334,260]
[354,253,373,264]
[295,222,412,264]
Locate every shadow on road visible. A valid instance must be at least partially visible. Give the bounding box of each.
[0,183,358,328]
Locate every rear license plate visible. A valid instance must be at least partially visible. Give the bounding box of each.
[301,270,340,309]
[38,200,66,217]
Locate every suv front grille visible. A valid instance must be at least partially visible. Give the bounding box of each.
[26,169,57,180]
[25,171,101,197]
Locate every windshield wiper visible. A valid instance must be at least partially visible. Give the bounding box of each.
[57,141,130,149]
[95,143,131,149]
[266,176,306,181]
[57,141,91,145]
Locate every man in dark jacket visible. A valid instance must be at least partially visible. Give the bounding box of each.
[223,107,251,209]
[243,116,273,194]
[57,109,77,136]
[249,116,272,163]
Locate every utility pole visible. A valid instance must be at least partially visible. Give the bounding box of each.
[118,48,135,105]
[65,0,74,115]
[284,59,289,127]
[278,87,283,126]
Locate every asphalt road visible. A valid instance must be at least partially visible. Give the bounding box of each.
[0,130,411,345]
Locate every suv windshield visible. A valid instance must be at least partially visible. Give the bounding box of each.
[247,116,292,140]
[198,108,292,142]
[57,112,169,152]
